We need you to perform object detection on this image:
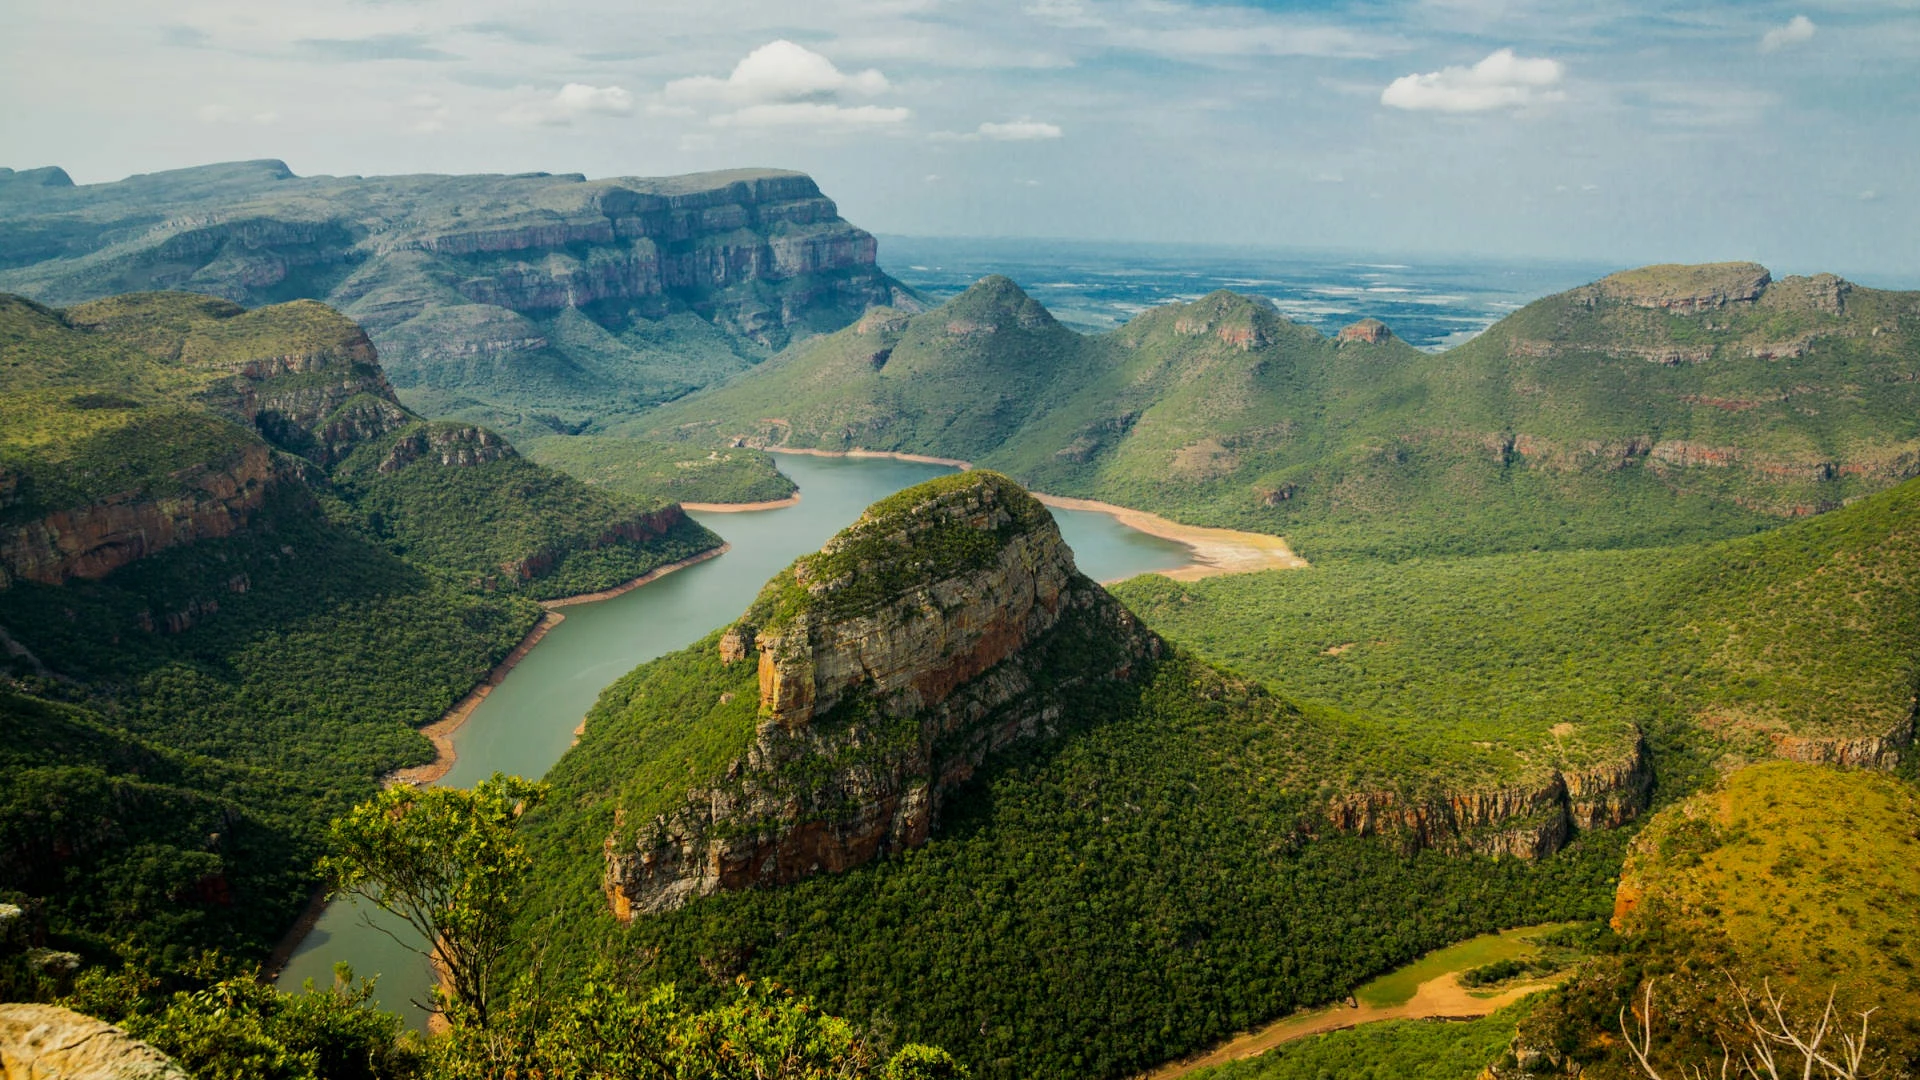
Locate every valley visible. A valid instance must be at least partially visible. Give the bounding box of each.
[2,165,1917,1080]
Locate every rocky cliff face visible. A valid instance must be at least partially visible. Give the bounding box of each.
[603,472,1160,917]
[0,164,916,429]
[1323,737,1653,859]
[0,442,294,588]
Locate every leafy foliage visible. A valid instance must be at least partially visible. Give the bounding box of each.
[323,775,550,1025]
[62,960,426,1080]
[516,642,1628,1080]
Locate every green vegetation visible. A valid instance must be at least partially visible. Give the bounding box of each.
[330,424,719,600]
[641,269,1920,560]
[1505,762,1920,1078]
[0,290,716,972]
[1354,926,1579,1009]
[323,775,550,1026]
[0,494,542,961]
[1184,1003,1537,1080]
[524,434,797,505]
[517,634,1627,1080]
[1113,474,1920,793]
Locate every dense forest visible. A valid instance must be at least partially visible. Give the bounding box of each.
[0,291,716,968]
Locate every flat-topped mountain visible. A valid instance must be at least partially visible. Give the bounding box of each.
[0,161,916,435]
[0,290,717,959]
[640,264,1920,560]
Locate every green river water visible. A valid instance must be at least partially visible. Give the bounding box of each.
[275,454,1195,1023]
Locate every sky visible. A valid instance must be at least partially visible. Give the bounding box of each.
[3,0,1917,280]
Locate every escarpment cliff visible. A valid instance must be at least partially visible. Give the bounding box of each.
[0,162,916,432]
[1323,737,1653,859]
[603,472,1160,916]
[0,440,295,588]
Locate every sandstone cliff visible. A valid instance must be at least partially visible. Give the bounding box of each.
[603,472,1160,916]
[0,163,917,430]
[1322,737,1653,859]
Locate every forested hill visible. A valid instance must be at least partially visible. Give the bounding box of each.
[638,263,1920,560]
[510,471,1653,1080]
[0,161,919,437]
[0,291,718,965]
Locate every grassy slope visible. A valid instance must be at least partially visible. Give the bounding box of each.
[523,434,796,505]
[1505,762,1920,1078]
[640,271,1920,560]
[1114,475,1920,798]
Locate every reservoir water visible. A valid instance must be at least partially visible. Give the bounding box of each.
[275,454,1193,1022]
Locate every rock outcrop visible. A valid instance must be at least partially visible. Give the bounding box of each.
[1323,737,1653,859]
[0,442,294,587]
[1592,262,1772,311]
[1336,317,1394,345]
[603,472,1160,916]
[0,1004,188,1080]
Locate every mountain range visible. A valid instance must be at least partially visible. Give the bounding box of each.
[0,161,917,438]
[637,263,1920,560]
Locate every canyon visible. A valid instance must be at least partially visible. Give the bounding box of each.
[0,163,917,433]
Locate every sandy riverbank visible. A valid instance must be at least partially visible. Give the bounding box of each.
[385,544,729,786]
[1139,971,1562,1080]
[682,494,801,512]
[1031,494,1308,579]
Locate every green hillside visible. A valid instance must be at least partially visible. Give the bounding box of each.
[1114,472,1920,791]
[640,266,1920,560]
[0,291,718,964]
[1495,762,1920,1079]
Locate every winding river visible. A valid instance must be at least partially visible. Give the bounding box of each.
[275,454,1196,1023]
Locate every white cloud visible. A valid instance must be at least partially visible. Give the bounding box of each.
[709,102,910,128]
[1760,15,1816,53]
[501,82,632,126]
[978,119,1063,140]
[1381,48,1564,112]
[665,40,888,105]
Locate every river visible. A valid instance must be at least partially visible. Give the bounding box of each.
[275,453,1195,1022]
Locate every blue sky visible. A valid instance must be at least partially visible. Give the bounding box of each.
[4,0,1917,279]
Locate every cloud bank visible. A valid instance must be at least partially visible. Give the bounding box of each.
[1381,48,1564,113]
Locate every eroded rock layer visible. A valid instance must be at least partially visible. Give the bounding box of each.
[1324,738,1653,859]
[604,472,1161,916]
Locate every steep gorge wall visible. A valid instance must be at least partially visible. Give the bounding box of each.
[0,442,294,588]
[1323,739,1653,859]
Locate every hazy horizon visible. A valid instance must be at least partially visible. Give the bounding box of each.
[5,0,1916,278]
